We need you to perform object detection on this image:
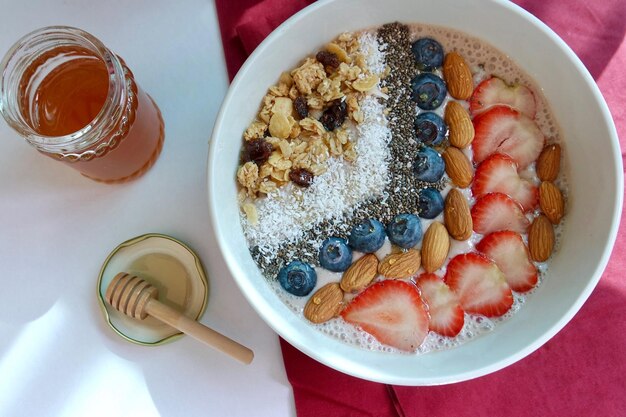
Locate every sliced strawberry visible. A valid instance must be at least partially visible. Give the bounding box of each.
[476,231,538,292]
[472,105,545,169]
[469,76,536,118]
[472,153,538,211]
[471,192,529,235]
[416,273,465,337]
[341,280,429,351]
[444,253,513,317]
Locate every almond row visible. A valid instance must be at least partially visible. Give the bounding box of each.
[530,143,564,261]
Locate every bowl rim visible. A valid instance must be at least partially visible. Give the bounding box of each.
[207,0,623,384]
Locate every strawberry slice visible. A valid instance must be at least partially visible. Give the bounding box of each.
[341,280,429,351]
[472,153,538,211]
[471,192,529,235]
[416,273,465,337]
[469,76,536,118]
[476,231,538,292]
[472,105,545,169]
[444,253,513,317]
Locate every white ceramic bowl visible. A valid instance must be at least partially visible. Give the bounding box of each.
[208,0,622,385]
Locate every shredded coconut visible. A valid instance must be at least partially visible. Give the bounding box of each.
[359,31,388,75]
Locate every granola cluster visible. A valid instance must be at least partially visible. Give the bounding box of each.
[236,32,384,210]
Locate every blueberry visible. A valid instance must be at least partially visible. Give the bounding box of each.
[277,261,317,296]
[414,147,445,183]
[411,38,444,71]
[415,112,447,145]
[387,214,423,249]
[417,188,445,219]
[319,237,353,272]
[410,73,447,110]
[348,219,386,253]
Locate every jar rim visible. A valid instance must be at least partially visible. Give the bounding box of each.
[0,26,127,153]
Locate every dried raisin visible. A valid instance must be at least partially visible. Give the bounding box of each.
[316,51,340,69]
[319,100,347,131]
[242,138,273,165]
[289,168,314,187]
[294,96,309,119]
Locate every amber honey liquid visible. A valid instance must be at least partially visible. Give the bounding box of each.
[27,53,109,136]
[20,46,164,183]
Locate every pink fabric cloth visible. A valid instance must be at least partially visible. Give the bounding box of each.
[214,0,315,80]
[215,0,626,415]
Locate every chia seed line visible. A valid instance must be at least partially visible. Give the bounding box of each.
[373,22,446,223]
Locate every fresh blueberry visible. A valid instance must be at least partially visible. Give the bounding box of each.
[387,214,423,249]
[415,112,447,145]
[414,147,445,183]
[348,218,386,253]
[417,188,445,219]
[411,38,444,71]
[410,73,447,110]
[319,237,353,272]
[277,261,317,296]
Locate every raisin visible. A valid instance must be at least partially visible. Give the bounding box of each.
[242,138,273,165]
[294,96,309,119]
[289,168,314,187]
[319,100,347,131]
[316,51,340,69]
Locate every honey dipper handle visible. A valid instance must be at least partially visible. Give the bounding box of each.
[145,299,254,364]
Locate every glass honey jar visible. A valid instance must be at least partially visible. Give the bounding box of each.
[0,26,164,183]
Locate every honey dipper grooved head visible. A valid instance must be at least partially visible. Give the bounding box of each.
[105,272,158,320]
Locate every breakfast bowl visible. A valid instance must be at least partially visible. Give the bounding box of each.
[207,0,622,385]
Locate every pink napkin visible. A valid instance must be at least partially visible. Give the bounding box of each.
[215,0,626,415]
[214,0,315,80]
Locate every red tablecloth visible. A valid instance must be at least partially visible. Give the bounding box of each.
[215,1,626,415]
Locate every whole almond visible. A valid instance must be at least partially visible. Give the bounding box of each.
[528,214,555,262]
[442,52,473,100]
[304,283,344,324]
[421,222,450,273]
[378,249,421,279]
[539,181,564,224]
[340,253,378,293]
[443,147,473,188]
[444,188,473,241]
[536,144,561,182]
[444,101,475,148]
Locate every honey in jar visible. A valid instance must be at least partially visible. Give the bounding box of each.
[0,26,164,183]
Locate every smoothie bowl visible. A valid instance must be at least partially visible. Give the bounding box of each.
[207,0,622,384]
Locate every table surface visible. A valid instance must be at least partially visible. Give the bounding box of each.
[0,1,295,416]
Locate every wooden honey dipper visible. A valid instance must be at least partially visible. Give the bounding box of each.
[105,272,254,364]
